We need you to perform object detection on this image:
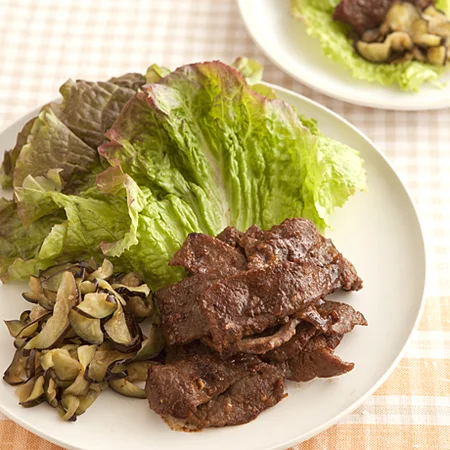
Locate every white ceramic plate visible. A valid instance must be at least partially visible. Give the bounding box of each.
[0,85,426,450]
[238,0,450,110]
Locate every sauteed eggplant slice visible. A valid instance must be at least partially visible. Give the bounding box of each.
[3,259,162,421]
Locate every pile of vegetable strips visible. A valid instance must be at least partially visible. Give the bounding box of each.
[0,59,367,290]
[290,0,450,91]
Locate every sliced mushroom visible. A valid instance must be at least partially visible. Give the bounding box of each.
[40,348,81,381]
[87,259,114,281]
[427,45,448,65]
[423,5,447,20]
[389,51,414,64]
[25,271,78,350]
[109,378,146,399]
[3,348,29,385]
[84,349,135,383]
[69,309,104,344]
[18,375,45,408]
[428,17,450,37]
[76,292,117,319]
[413,46,427,61]
[76,383,105,415]
[411,18,443,47]
[59,394,79,421]
[361,28,382,42]
[103,302,140,353]
[356,32,413,62]
[385,2,419,32]
[44,375,59,408]
[80,280,98,295]
[134,326,165,361]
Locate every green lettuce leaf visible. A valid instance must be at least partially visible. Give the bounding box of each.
[0,118,36,188]
[53,79,140,150]
[108,72,146,91]
[0,198,66,280]
[290,0,450,91]
[102,62,365,233]
[145,64,171,84]
[1,75,146,190]
[0,61,367,288]
[232,57,264,84]
[8,167,193,287]
[2,170,137,282]
[13,105,101,190]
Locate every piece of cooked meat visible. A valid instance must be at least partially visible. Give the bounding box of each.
[297,300,367,335]
[188,362,285,428]
[296,301,329,333]
[240,219,321,268]
[241,218,362,291]
[261,322,318,363]
[164,341,213,364]
[202,318,301,355]
[276,334,354,382]
[155,273,216,345]
[316,300,368,335]
[263,300,366,363]
[155,218,363,350]
[146,352,284,428]
[147,218,367,431]
[201,261,342,352]
[216,226,244,249]
[169,233,247,277]
[262,301,366,382]
[146,353,252,418]
[333,0,434,35]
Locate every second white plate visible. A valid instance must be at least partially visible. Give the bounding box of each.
[238,0,450,110]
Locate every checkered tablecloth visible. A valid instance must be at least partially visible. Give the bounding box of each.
[1,0,449,449]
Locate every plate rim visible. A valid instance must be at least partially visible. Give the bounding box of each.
[237,0,450,111]
[0,84,427,449]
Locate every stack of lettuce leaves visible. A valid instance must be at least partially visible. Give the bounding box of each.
[0,59,367,289]
[291,0,450,91]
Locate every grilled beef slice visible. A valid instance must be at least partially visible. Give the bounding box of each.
[156,218,362,350]
[240,218,362,291]
[155,273,217,345]
[202,261,340,352]
[264,301,367,363]
[230,318,300,354]
[146,352,284,428]
[316,300,368,335]
[276,334,354,382]
[170,233,247,277]
[263,301,367,382]
[188,362,285,428]
[216,226,245,249]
